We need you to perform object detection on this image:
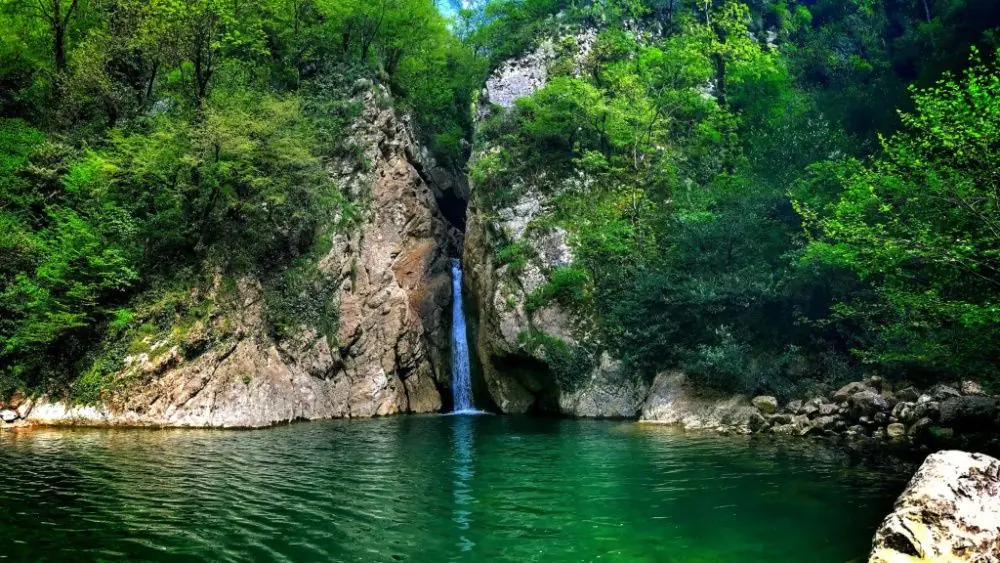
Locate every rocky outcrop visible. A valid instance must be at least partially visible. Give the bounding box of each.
[464,190,645,417]
[869,450,1000,562]
[465,33,647,418]
[16,83,460,428]
[639,372,762,433]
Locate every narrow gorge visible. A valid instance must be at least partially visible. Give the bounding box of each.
[3,0,1000,561]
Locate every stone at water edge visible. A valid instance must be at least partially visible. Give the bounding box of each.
[885,423,906,440]
[785,399,803,414]
[940,396,999,431]
[834,381,876,403]
[752,395,778,414]
[0,409,17,423]
[896,387,922,403]
[849,391,890,419]
[961,380,985,396]
[869,450,1000,563]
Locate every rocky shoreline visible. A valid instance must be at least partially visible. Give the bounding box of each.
[743,377,1000,454]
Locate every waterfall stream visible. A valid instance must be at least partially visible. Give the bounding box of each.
[450,259,477,413]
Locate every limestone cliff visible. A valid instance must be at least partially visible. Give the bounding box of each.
[22,84,461,428]
[463,36,647,418]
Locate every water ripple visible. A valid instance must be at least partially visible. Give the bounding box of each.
[0,417,911,562]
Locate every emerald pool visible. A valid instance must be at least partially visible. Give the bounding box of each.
[0,416,911,562]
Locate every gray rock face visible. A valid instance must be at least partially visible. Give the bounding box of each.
[26,87,459,428]
[477,30,597,120]
[752,395,778,414]
[940,396,999,431]
[834,381,876,403]
[465,39,645,417]
[848,391,890,418]
[885,422,906,440]
[869,450,1000,562]
[640,372,757,432]
[896,387,921,402]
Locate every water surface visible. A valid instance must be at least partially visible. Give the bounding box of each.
[0,417,910,562]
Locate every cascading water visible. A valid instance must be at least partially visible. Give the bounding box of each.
[450,258,476,413]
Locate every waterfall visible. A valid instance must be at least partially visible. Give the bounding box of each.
[450,259,476,413]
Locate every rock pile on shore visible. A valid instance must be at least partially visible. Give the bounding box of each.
[749,377,1000,451]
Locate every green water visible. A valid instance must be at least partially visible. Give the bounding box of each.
[0,416,910,562]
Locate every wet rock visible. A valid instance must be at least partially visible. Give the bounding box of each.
[801,402,820,417]
[560,353,648,418]
[892,401,916,424]
[940,396,999,431]
[847,424,868,437]
[747,411,768,432]
[849,391,889,419]
[752,395,778,414]
[771,423,798,436]
[914,400,941,421]
[960,380,984,396]
[817,402,838,417]
[833,381,876,403]
[769,413,793,425]
[909,417,934,440]
[813,415,839,431]
[869,450,1000,562]
[640,372,754,431]
[895,387,921,402]
[929,384,962,401]
[784,399,803,414]
[885,423,906,440]
[0,409,17,423]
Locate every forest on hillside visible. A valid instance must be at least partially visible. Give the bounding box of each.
[1,0,1000,401]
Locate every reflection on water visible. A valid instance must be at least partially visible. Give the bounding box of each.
[451,415,475,552]
[0,417,912,562]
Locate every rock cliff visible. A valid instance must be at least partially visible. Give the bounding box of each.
[463,34,648,418]
[19,84,461,428]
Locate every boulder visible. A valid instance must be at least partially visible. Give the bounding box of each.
[747,411,768,433]
[801,402,820,417]
[752,395,779,414]
[849,391,890,419]
[896,387,921,402]
[869,450,1000,562]
[885,423,906,440]
[771,423,798,436]
[769,413,793,425]
[814,415,839,431]
[817,402,838,417]
[834,381,876,403]
[914,400,941,422]
[0,409,16,423]
[892,401,917,424]
[640,372,757,431]
[909,417,934,441]
[960,380,985,396]
[785,399,803,414]
[940,396,999,432]
[867,375,885,391]
[872,428,887,441]
[929,384,962,401]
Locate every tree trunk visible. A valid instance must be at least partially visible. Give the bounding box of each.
[53,22,67,72]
